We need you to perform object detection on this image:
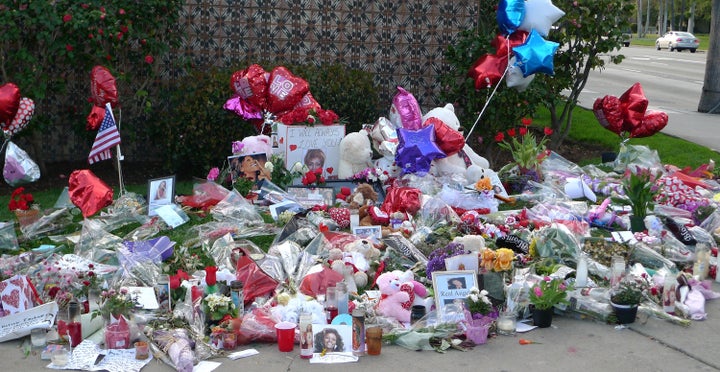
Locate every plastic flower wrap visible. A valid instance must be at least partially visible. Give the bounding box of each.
[27,253,118,304]
[19,207,74,241]
[75,219,126,265]
[532,223,582,266]
[96,192,148,231]
[210,189,264,226]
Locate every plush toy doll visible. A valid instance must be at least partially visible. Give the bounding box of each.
[375,272,411,323]
[240,134,273,159]
[338,131,374,179]
[392,270,430,310]
[347,183,379,209]
[422,104,490,180]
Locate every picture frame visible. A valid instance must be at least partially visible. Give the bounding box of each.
[286,186,335,207]
[311,324,353,354]
[351,225,382,242]
[148,175,175,217]
[228,153,270,183]
[432,270,478,320]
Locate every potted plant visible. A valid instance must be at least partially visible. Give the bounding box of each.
[463,287,496,345]
[528,277,573,328]
[611,167,661,232]
[495,117,553,192]
[610,275,649,324]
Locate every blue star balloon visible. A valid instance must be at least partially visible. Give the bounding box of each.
[512,29,559,77]
[395,124,446,175]
[497,0,526,35]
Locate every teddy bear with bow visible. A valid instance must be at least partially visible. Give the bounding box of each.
[375,271,412,323]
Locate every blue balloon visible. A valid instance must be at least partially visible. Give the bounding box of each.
[512,29,559,77]
[395,124,446,175]
[497,0,526,35]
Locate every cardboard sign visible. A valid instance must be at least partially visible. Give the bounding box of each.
[275,123,345,180]
[0,301,58,342]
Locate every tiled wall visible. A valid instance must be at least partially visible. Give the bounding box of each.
[172,0,480,108]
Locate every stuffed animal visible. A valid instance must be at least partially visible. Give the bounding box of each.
[345,238,381,272]
[338,131,374,179]
[392,270,430,310]
[330,260,358,294]
[375,272,411,323]
[240,134,273,159]
[452,235,486,253]
[422,104,490,180]
[347,183,379,209]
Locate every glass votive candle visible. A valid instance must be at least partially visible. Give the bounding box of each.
[134,341,149,360]
[30,327,48,348]
[496,311,517,336]
[51,347,70,367]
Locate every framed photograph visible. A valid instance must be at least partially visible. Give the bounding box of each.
[444,254,479,274]
[352,225,382,241]
[432,270,478,319]
[311,324,353,354]
[148,176,175,216]
[268,199,306,221]
[286,186,335,208]
[228,153,270,183]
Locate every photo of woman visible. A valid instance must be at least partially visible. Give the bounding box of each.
[447,277,466,289]
[304,149,326,172]
[229,153,271,182]
[154,180,167,200]
[313,327,345,353]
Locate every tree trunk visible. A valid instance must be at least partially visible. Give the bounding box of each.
[637,0,644,36]
[645,0,651,36]
[687,0,696,32]
[697,0,720,114]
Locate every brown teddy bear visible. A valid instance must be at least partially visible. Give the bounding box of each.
[346,183,379,209]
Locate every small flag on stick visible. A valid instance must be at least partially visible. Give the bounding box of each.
[88,103,121,164]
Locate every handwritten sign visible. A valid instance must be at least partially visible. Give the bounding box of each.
[0,301,57,342]
[276,123,345,180]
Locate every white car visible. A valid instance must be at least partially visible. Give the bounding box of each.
[655,31,699,53]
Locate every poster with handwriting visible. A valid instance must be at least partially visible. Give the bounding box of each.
[276,124,345,181]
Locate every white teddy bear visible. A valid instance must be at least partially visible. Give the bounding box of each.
[338,130,374,179]
[422,104,490,181]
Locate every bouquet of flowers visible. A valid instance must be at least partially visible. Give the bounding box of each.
[529,277,573,310]
[480,248,515,273]
[8,187,35,211]
[203,293,237,323]
[425,242,469,280]
[92,288,139,321]
[464,287,496,319]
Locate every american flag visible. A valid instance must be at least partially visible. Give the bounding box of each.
[88,102,121,164]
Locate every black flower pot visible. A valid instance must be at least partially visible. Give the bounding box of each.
[532,308,553,328]
[611,302,638,324]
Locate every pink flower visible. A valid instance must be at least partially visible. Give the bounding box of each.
[543,276,551,282]
[559,284,567,291]
[63,14,72,23]
[119,8,126,15]
[533,287,543,297]
[207,167,220,181]
[144,55,154,64]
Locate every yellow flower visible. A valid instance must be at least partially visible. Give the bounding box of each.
[493,248,515,272]
[475,177,492,191]
[481,249,496,271]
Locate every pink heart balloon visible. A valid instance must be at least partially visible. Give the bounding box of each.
[0,83,21,128]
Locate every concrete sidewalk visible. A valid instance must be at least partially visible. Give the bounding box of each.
[2,287,720,372]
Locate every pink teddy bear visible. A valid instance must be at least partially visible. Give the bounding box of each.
[375,272,411,323]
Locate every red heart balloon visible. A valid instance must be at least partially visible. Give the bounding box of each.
[427,117,464,156]
[593,95,624,135]
[266,66,309,114]
[468,54,508,89]
[6,97,34,136]
[618,82,648,132]
[491,30,528,58]
[0,83,21,128]
[231,64,268,110]
[90,66,119,108]
[86,105,105,131]
[631,110,668,138]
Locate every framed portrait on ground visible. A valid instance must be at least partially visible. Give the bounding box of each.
[432,270,478,320]
[148,176,175,216]
[311,324,353,354]
[286,186,335,208]
[228,153,271,183]
[351,225,382,242]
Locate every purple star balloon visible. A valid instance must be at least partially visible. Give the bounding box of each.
[395,124,446,175]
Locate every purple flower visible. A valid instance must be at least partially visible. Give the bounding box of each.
[426,242,469,279]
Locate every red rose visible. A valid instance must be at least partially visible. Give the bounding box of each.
[120,25,128,33]
[205,266,218,286]
[63,14,72,23]
[169,275,181,290]
[176,269,190,281]
[144,55,154,64]
[66,44,74,52]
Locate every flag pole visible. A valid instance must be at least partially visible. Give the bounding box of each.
[115,107,126,195]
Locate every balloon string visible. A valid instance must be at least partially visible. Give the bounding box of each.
[0,138,9,155]
[464,64,509,142]
[115,107,126,196]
